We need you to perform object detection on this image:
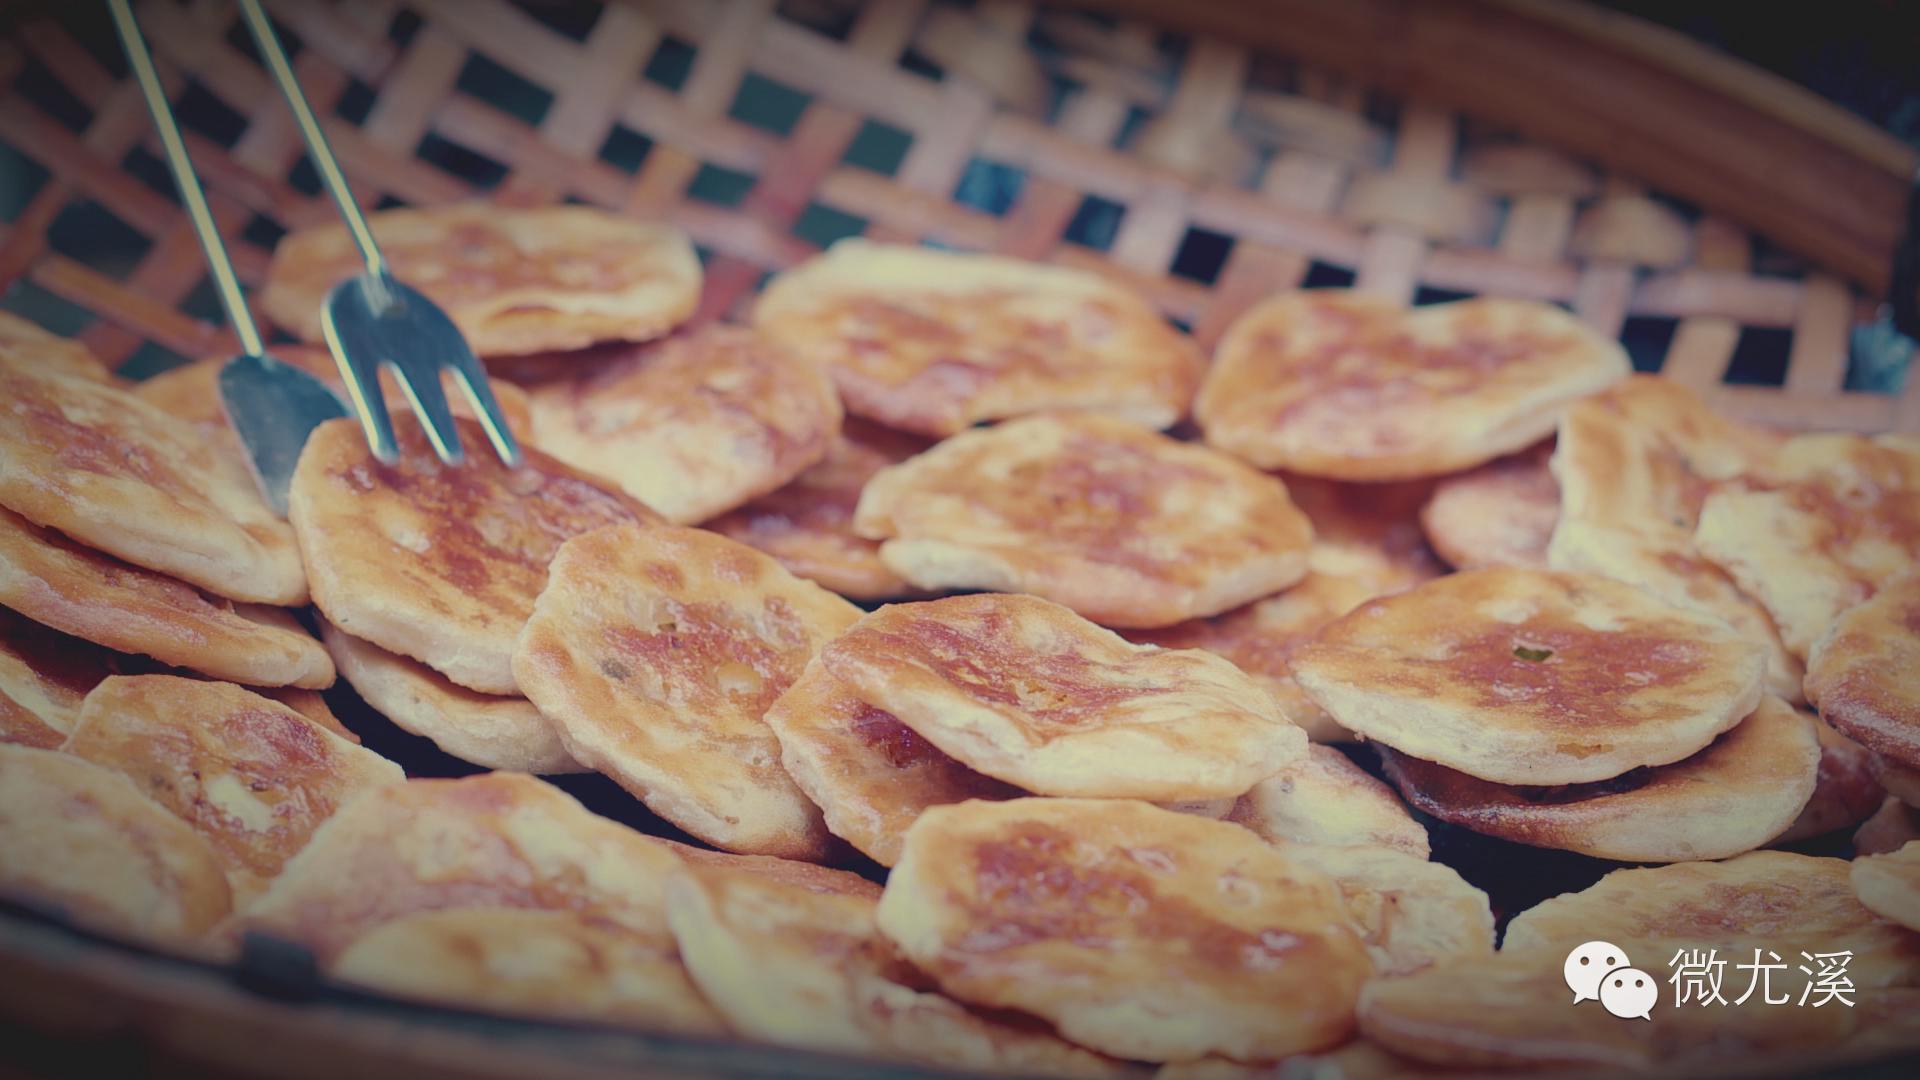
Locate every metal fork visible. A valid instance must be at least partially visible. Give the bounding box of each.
[234,0,521,469]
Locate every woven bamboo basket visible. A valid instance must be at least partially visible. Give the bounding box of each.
[2,0,1918,1075]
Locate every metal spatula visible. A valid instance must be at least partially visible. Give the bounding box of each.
[235,0,521,470]
[108,0,346,517]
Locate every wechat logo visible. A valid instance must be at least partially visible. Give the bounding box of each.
[1563,940,1656,1020]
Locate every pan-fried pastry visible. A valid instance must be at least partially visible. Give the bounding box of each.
[0,313,110,379]
[1197,291,1627,480]
[1292,568,1767,785]
[333,907,726,1035]
[1805,573,1920,766]
[823,594,1305,800]
[1275,842,1494,977]
[764,656,1020,866]
[0,608,112,746]
[1501,850,1920,988]
[854,413,1313,628]
[1282,476,1443,594]
[876,798,1371,1063]
[1547,519,1803,701]
[528,326,842,525]
[260,687,359,745]
[708,419,929,600]
[1378,696,1819,862]
[1696,435,1920,658]
[320,620,578,774]
[1859,798,1920,856]
[667,863,1121,1076]
[0,506,334,689]
[1551,374,1775,535]
[1227,745,1429,858]
[262,203,700,356]
[1773,716,1883,844]
[657,838,883,901]
[236,773,686,964]
[1852,842,1920,933]
[1126,574,1375,743]
[289,414,653,695]
[752,240,1203,438]
[514,525,855,858]
[0,354,304,604]
[0,744,229,948]
[63,676,402,902]
[1871,751,1920,807]
[1420,440,1558,570]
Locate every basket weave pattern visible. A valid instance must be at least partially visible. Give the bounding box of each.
[0,0,1911,431]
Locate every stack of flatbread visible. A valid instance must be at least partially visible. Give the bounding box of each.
[3,203,1919,1075]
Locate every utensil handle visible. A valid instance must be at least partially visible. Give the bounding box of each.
[106,0,265,357]
[236,0,386,278]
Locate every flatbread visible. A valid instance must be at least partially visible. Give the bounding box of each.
[0,744,229,949]
[333,907,726,1035]
[1550,374,1776,536]
[1126,574,1375,743]
[1859,798,1920,857]
[258,687,359,744]
[1547,518,1803,702]
[0,505,334,689]
[1805,573,1920,767]
[655,838,882,901]
[63,675,402,903]
[855,413,1313,628]
[0,353,304,604]
[289,414,653,695]
[0,313,110,379]
[1695,435,1920,658]
[527,325,842,524]
[1274,842,1494,977]
[1773,715,1883,844]
[1852,841,1920,934]
[1379,696,1819,862]
[1281,476,1444,594]
[823,594,1305,800]
[1197,291,1627,479]
[320,619,579,774]
[235,773,686,964]
[707,419,929,600]
[262,203,700,356]
[1420,439,1558,570]
[764,655,1020,867]
[1292,568,1767,785]
[513,524,854,858]
[0,607,114,746]
[752,239,1203,437]
[1227,745,1429,858]
[876,798,1371,1063]
[666,862,1122,1076]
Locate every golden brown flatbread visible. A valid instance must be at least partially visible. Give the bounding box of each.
[1281,476,1444,594]
[855,413,1313,628]
[235,773,686,964]
[707,419,930,600]
[514,524,854,858]
[1125,574,1374,743]
[0,744,230,949]
[1696,435,1920,658]
[0,353,304,604]
[63,675,401,902]
[0,506,333,689]
[667,862,1122,1076]
[258,687,359,745]
[320,619,577,774]
[1420,439,1558,571]
[1197,291,1627,479]
[332,907,726,1035]
[0,313,110,379]
[527,325,842,525]
[289,414,653,695]
[1806,574,1920,770]
[1275,842,1494,978]
[753,240,1203,438]
[1379,696,1819,862]
[1773,715,1883,844]
[876,798,1371,1063]
[1294,568,1766,785]
[262,203,700,356]
[1852,841,1920,934]
[655,838,882,901]
[1227,745,1429,858]
[823,594,1305,800]
[0,608,113,747]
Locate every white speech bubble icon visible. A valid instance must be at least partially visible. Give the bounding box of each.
[1563,940,1631,1003]
[1599,967,1658,1020]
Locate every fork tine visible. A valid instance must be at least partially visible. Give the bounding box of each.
[386,356,465,465]
[446,360,524,468]
[322,310,399,464]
